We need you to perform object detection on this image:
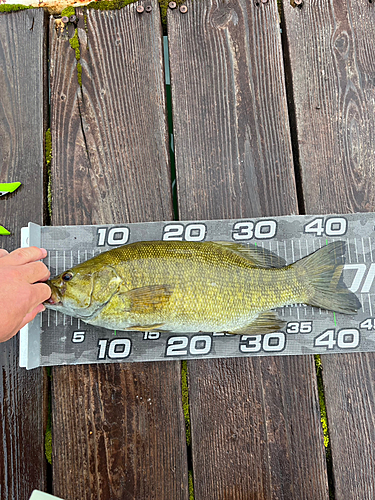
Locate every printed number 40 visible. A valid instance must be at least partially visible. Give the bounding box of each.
[304,217,347,237]
[314,329,359,350]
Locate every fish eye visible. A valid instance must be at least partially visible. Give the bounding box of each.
[62,272,73,282]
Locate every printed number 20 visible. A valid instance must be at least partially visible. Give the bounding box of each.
[162,223,206,241]
[165,335,212,356]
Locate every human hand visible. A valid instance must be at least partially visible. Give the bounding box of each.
[0,247,51,342]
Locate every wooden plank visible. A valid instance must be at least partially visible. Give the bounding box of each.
[49,5,188,499]
[169,0,297,220]
[0,9,48,500]
[168,0,329,498]
[282,0,375,498]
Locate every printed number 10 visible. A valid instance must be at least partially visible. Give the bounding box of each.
[97,227,130,246]
[98,338,132,359]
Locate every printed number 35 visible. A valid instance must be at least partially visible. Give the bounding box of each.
[286,321,312,334]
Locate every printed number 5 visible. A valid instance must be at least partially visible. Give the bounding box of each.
[72,331,85,343]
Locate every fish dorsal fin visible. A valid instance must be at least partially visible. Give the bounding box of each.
[121,284,174,314]
[228,311,286,335]
[214,242,286,269]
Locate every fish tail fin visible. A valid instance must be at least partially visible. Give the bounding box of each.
[293,241,361,314]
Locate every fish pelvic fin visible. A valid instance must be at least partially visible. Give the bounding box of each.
[121,284,174,314]
[228,311,286,335]
[293,241,361,315]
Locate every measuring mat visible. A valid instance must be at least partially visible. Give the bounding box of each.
[20,214,375,369]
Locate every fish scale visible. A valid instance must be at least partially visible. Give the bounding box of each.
[18,214,375,370]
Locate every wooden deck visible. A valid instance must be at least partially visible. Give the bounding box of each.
[1,0,375,498]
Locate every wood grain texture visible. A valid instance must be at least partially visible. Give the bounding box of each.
[168,0,329,498]
[169,0,297,220]
[282,0,375,498]
[50,5,172,226]
[188,356,329,500]
[52,363,188,499]
[282,0,375,215]
[0,9,47,500]
[49,5,188,499]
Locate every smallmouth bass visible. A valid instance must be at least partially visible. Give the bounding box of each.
[45,240,360,334]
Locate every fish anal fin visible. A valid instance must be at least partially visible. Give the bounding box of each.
[228,311,286,335]
[122,284,174,314]
[214,242,286,269]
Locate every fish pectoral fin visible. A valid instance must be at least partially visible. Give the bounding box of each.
[228,311,286,335]
[122,284,174,314]
[126,323,165,331]
[214,242,286,268]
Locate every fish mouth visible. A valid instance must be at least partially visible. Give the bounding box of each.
[45,295,62,307]
[44,281,63,307]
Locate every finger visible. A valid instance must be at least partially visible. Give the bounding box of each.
[0,291,49,343]
[0,328,18,343]
[1,247,47,267]
[0,249,9,258]
[19,304,45,331]
[28,282,52,308]
[21,261,50,284]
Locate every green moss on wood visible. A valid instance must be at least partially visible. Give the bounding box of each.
[77,61,82,87]
[84,0,184,28]
[315,355,329,449]
[182,362,194,497]
[45,426,52,465]
[158,0,185,28]
[181,360,191,447]
[188,470,194,500]
[69,29,82,87]
[86,0,136,11]
[315,355,335,499]
[0,4,32,12]
[61,5,76,17]
[44,365,53,465]
[69,28,80,55]
[159,0,169,25]
[45,129,53,220]
[45,129,52,167]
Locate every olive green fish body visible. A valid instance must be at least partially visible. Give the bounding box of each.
[45,240,360,334]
